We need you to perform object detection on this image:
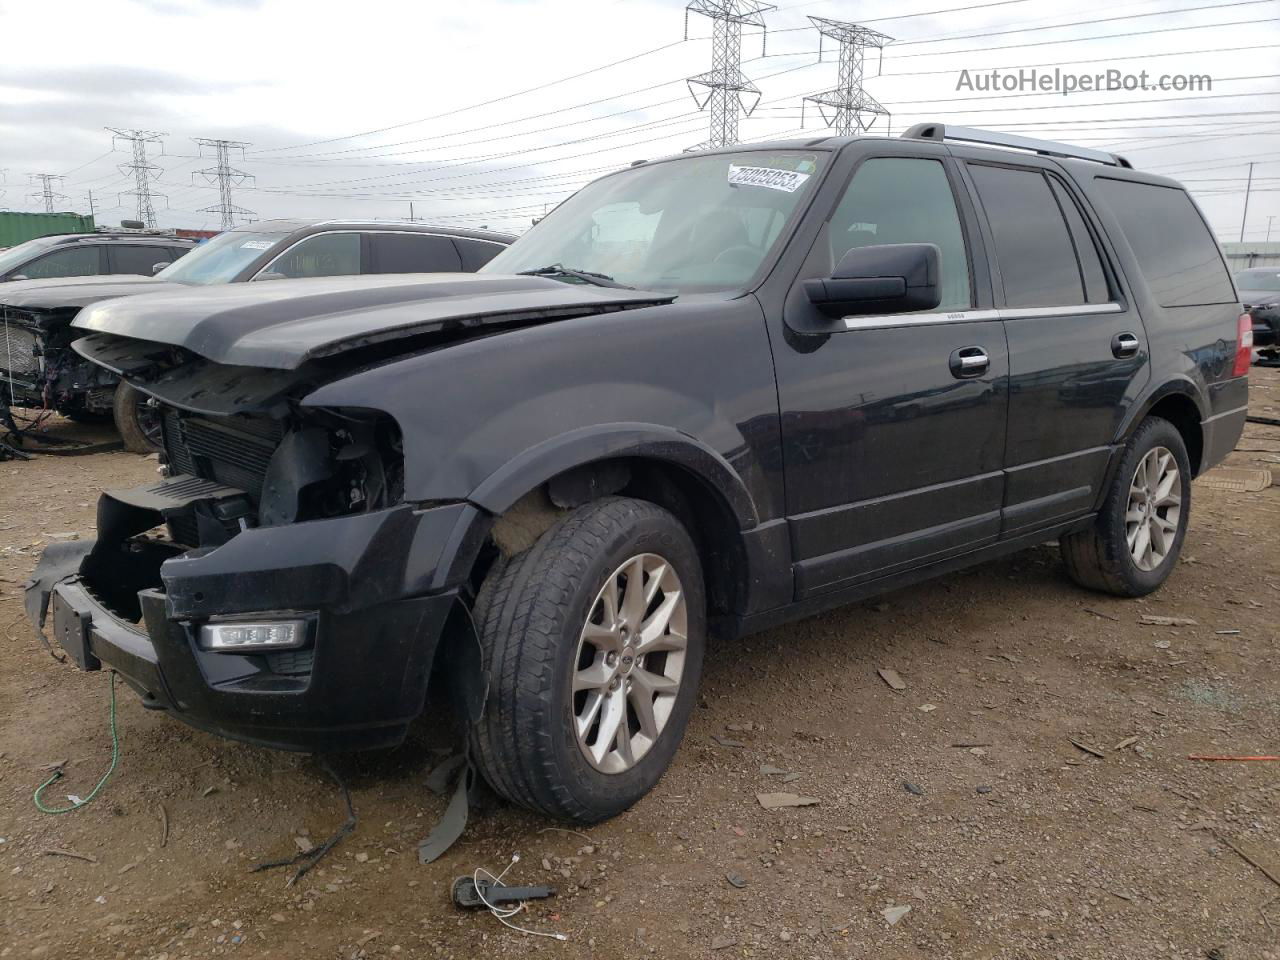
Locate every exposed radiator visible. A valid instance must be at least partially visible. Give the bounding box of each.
[1,317,40,378]
[162,409,283,502]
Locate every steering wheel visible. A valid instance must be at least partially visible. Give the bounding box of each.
[713,245,761,267]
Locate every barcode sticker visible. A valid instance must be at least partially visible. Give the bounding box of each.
[727,164,810,193]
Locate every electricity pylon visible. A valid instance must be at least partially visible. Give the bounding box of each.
[193,139,255,230]
[803,17,893,136]
[685,0,775,149]
[108,128,167,227]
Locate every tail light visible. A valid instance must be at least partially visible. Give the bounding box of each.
[1232,312,1253,377]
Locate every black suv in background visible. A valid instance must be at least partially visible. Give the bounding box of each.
[0,220,513,450]
[0,232,195,282]
[1236,267,1280,359]
[28,124,1248,824]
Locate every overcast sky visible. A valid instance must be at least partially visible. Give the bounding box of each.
[0,0,1277,240]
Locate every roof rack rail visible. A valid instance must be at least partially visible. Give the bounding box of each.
[901,122,1133,169]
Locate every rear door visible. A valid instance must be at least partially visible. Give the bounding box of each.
[959,156,1148,534]
[774,148,1009,599]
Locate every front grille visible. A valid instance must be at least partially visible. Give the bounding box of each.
[0,318,39,377]
[163,410,283,502]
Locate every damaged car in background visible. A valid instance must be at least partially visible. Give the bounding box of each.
[26,128,1248,824]
[1,220,512,452]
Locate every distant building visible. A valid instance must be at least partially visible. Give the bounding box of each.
[1223,242,1280,270]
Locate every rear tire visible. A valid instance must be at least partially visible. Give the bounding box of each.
[113,383,161,454]
[1061,416,1191,597]
[469,496,705,823]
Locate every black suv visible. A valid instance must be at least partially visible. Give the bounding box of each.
[27,124,1248,824]
[1236,267,1280,360]
[0,232,194,282]
[1,220,513,451]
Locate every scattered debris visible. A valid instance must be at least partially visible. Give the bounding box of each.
[918,703,937,713]
[877,668,907,691]
[976,785,993,795]
[157,804,169,848]
[1113,736,1140,751]
[903,781,925,796]
[42,848,97,864]
[1220,835,1280,889]
[201,786,219,798]
[759,764,788,776]
[951,742,992,748]
[1189,755,1280,762]
[780,772,801,784]
[1068,737,1107,759]
[756,792,819,810]
[711,735,745,749]
[252,757,356,887]
[1139,615,1198,627]
[725,872,747,889]
[1216,629,1242,636]
[710,935,739,951]
[882,905,912,926]
[1110,890,1136,902]
[1084,608,1122,622]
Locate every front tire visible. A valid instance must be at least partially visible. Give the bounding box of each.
[469,497,705,823]
[1061,416,1192,596]
[113,383,162,454]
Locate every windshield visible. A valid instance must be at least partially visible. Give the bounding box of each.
[482,150,826,294]
[155,231,286,285]
[0,236,60,275]
[1236,269,1280,292]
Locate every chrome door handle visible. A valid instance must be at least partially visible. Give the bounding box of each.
[950,346,989,378]
[1112,332,1140,359]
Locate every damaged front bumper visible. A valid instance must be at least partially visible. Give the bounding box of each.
[26,483,485,752]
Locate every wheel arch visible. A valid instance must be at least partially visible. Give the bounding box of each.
[460,424,760,621]
[1119,379,1207,475]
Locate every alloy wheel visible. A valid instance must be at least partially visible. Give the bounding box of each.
[1125,446,1181,571]
[571,553,688,774]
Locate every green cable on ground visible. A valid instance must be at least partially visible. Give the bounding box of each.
[33,671,119,815]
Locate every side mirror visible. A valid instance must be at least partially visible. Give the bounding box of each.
[9,274,28,282]
[151,262,171,275]
[803,243,941,318]
[255,271,288,282]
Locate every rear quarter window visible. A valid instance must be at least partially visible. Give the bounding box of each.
[1095,179,1235,308]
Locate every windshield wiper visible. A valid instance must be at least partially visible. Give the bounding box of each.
[517,264,634,289]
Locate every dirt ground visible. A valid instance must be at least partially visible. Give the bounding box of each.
[1,368,1278,960]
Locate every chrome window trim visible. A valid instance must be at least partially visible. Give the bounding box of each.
[251,228,471,280]
[843,302,1123,330]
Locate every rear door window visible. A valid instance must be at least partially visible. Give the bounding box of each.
[19,245,103,279]
[968,164,1086,308]
[456,239,506,272]
[1047,177,1111,304]
[110,245,171,276]
[1095,178,1236,307]
[369,233,463,273]
[262,232,362,279]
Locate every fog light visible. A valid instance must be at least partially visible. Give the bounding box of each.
[199,619,307,652]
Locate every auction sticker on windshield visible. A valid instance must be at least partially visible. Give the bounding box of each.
[240,240,275,250]
[728,164,811,193]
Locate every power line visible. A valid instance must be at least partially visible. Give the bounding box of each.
[193,139,256,230]
[107,128,166,228]
[253,38,691,155]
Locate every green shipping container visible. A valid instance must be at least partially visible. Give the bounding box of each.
[0,211,96,249]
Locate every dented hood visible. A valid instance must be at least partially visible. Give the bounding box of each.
[0,275,181,310]
[72,273,676,369]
